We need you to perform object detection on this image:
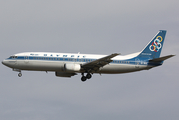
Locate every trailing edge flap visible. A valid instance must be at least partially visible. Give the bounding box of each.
[82,53,120,69]
[149,55,175,62]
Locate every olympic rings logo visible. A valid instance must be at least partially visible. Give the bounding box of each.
[149,36,163,52]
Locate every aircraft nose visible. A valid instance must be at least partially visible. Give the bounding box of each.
[2,60,7,66]
[2,59,16,68]
[2,60,5,65]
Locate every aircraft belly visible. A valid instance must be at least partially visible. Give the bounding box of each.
[16,60,64,71]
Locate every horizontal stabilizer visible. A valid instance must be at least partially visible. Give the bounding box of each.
[149,55,175,62]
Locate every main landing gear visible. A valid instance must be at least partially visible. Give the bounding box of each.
[81,73,92,82]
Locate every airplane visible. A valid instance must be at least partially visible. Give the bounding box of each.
[2,30,175,81]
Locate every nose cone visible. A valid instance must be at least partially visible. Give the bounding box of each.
[2,60,10,67]
[2,59,10,67]
[2,60,7,66]
[2,60,4,65]
[2,59,17,68]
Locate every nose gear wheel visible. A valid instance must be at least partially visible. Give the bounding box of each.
[18,72,22,77]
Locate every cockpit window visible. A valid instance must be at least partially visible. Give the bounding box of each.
[9,56,17,59]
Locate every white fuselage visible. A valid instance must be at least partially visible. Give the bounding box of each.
[3,52,152,74]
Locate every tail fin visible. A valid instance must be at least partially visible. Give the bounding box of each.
[138,30,166,59]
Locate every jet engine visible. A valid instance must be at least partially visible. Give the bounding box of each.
[64,63,81,72]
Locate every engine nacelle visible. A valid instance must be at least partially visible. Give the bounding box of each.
[64,63,81,72]
[55,72,77,77]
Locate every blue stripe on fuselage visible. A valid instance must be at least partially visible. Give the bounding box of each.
[5,55,161,66]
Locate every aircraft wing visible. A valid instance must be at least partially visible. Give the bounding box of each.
[81,53,120,73]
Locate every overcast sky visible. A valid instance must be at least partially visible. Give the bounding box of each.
[0,0,179,120]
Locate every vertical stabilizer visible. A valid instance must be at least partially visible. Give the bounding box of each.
[138,30,166,59]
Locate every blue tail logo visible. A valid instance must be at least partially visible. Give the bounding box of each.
[138,30,166,59]
[149,36,163,52]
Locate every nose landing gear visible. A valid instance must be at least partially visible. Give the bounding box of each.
[18,72,22,77]
[13,69,22,77]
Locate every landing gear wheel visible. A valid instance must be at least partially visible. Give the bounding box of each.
[18,73,22,77]
[81,76,87,82]
[86,73,92,79]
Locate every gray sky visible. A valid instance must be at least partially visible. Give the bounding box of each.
[0,0,179,120]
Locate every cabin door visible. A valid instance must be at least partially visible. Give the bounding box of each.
[24,55,29,63]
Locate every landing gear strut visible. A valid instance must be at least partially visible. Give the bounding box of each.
[81,73,92,82]
[18,72,22,77]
